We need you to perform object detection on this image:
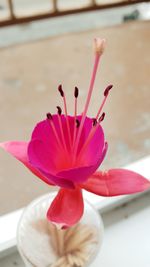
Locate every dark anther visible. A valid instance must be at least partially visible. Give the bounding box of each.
[74,86,79,98]
[92,118,97,126]
[46,113,53,120]
[58,84,64,97]
[99,112,105,122]
[76,119,80,128]
[104,84,113,97]
[56,106,62,115]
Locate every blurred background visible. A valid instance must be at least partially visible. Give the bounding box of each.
[0,0,150,215]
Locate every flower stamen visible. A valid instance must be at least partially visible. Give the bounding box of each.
[77,112,105,160]
[46,113,53,120]
[92,118,97,126]
[95,85,113,120]
[77,83,111,159]
[73,86,79,147]
[46,113,64,151]
[58,84,64,97]
[56,106,62,115]
[76,119,80,128]
[58,85,72,149]
[56,107,68,153]
[98,112,105,122]
[74,86,79,98]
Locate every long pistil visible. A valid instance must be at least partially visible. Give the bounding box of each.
[73,38,105,156]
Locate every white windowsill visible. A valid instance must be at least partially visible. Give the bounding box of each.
[0,156,150,258]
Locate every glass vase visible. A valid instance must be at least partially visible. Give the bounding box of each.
[17,192,104,267]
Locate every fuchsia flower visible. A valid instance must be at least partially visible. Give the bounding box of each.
[1,38,150,228]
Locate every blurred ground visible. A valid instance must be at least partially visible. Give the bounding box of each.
[0,20,150,215]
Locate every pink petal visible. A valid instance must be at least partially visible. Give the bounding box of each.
[28,139,57,173]
[28,139,74,189]
[57,142,108,183]
[31,116,68,156]
[81,169,150,196]
[47,187,84,228]
[0,141,54,186]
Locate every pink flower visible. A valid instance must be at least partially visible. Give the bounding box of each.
[1,38,150,228]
